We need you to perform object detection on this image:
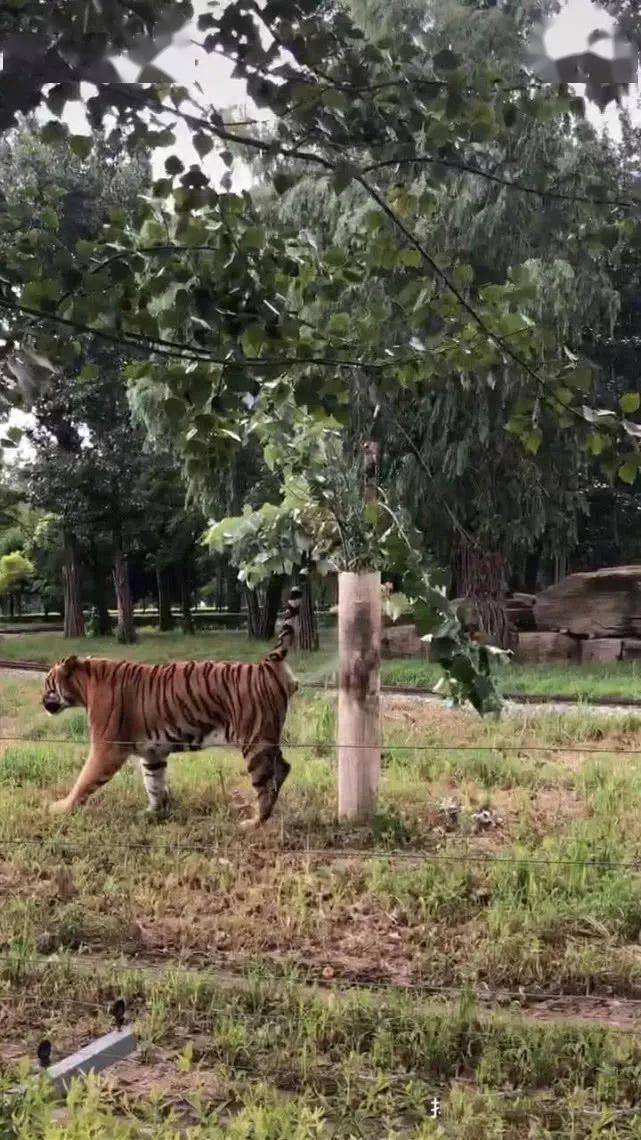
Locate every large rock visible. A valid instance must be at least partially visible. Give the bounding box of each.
[581,638,622,664]
[515,631,580,664]
[622,639,641,662]
[535,566,641,638]
[381,624,425,658]
[506,593,536,631]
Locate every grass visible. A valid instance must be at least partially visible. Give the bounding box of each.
[384,658,641,702]
[4,627,641,704]
[4,672,641,1131]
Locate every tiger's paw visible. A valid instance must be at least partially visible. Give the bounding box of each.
[49,798,74,815]
[146,796,171,820]
[239,815,261,831]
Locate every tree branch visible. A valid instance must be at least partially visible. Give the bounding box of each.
[354,172,589,427]
[361,153,640,211]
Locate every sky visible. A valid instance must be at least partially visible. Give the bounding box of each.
[6,0,640,460]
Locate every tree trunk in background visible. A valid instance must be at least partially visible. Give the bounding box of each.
[227,564,242,615]
[156,567,173,631]
[245,577,286,641]
[180,560,194,634]
[524,552,540,594]
[113,550,136,643]
[453,539,510,650]
[91,560,112,635]
[63,534,84,638]
[297,574,319,651]
[245,585,260,639]
[258,575,284,641]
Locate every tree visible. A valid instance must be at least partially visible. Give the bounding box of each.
[136,453,208,635]
[0,121,151,635]
[3,1,641,706]
[0,550,34,616]
[26,514,65,617]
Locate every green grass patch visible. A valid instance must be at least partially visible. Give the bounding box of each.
[3,676,641,1134]
[383,657,641,702]
[5,628,641,705]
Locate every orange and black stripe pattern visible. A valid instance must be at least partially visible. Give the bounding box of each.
[41,587,303,827]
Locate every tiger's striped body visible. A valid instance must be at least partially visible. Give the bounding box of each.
[42,588,301,827]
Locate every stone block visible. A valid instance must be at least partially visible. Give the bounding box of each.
[580,638,622,664]
[381,624,424,658]
[515,631,580,664]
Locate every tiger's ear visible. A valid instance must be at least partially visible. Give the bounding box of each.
[59,655,78,675]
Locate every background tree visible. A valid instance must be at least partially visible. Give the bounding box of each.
[0,549,34,617]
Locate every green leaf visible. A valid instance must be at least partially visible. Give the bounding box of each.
[620,392,640,415]
[240,226,265,251]
[586,432,607,456]
[165,155,184,176]
[152,178,173,198]
[21,278,59,309]
[328,313,350,336]
[193,132,213,158]
[433,48,461,71]
[162,396,185,424]
[399,248,422,269]
[523,428,543,455]
[68,134,92,160]
[241,324,266,355]
[41,207,58,230]
[79,364,99,381]
[40,120,68,145]
[332,161,356,194]
[273,171,296,195]
[322,88,348,111]
[618,461,638,485]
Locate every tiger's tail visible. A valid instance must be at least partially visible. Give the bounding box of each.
[266,586,303,663]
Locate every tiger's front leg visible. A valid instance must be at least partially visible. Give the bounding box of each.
[136,750,171,814]
[49,743,129,813]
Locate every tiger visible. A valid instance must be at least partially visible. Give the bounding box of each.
[41,587,302,828]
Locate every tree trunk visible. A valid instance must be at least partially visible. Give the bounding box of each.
[9,594,14,620]
[453,539,510,650]
[113,550,136,643]
[91,565,112,635]
[296,574,319,652]
[217,564,224,611]
[227,564,242,615]
[156,567,173,631]
[63,534,85,638]
[180,561,194,634]
[245,585,261,639]
[258,576,283,640]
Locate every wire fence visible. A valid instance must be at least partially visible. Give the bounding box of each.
[3,727,641,1101]
[2,731,641,753]
[4,949,641,1127]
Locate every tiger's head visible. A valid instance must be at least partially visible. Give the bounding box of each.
[42,656,84,715]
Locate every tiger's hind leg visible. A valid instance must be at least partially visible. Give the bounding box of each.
[240,745,290,830]
[136,750,171,815]
[49,743,129,814]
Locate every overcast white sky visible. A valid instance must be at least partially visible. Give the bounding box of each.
[7,0,640,460]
